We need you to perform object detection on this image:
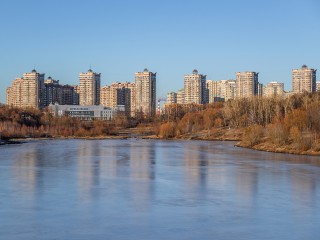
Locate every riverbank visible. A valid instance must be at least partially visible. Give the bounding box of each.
[8,135,130,142]
[3,127,242,144]
[235,138,320,156]
[138,128,243,141]
[5,127,320,157]
[0,140,24,146]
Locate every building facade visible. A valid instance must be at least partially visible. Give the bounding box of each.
[135,68,156,117]
[100,82,136,117]
[44,77,79,106]
[167,92,177,104]
[205,79,236,103]
[79,69,101,105]
[316,81,320,92]
[292,65,317,94]
[6,69,45,109]
[257,83,263,97]
[71,85,80,105]
[184,69,207,104]
[223,80,236,101]
[49,104,115,120]
[206,80,222,103]
[177,89,185,104]
[265,81,284,97]
[235,71,259,98]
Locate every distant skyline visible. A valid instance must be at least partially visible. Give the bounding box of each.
[1,0,319,103]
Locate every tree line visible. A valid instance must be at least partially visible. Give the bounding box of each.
[2,92,320,152]
[0,105,119,140]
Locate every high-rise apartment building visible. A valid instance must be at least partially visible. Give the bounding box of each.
[135,68,156,117]
[6,69,45,109]
[224,80,236,101]
[265,81,284,97]
[235,71,259,98]
[316,82,320,92]
[44,77,60,106]
[44,77,79,106]
[292,65,317,94]
[71,85,80,105]
[206,80,222,103]
[167,92,177,104]
[127,82,136,117]
[177,89,185,104]
[79,69,101,105]
[100,85,111,107]
[258,83,263,97]
[220,80,228,100]
[100,82,136,117]
[184,69,207,104]
[205,79,237,103]
[6,78,24,108]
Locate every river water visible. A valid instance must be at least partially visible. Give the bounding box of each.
[1,139,320,239]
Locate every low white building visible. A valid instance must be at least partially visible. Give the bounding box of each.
[49,104,124,120]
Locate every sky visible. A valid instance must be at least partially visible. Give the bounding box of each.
[0,0,319,103]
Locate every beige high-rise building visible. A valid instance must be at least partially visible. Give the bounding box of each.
[224,80,236,101]
[100,85,112,107]
[6,69,45,109]
[167,92,177,104]
[177,89,185,104]
[135,68,156,117]
[265,81,284,97]
[6,78,24,108]
[100,82,136,117]
[128,82,136,116]
[292,65,317,94]
[79,69,101,105]
[206,79,236,103]
[184,69,207,104]
[235,71,259,98]
[220,80,228,100]
[316,81,320,92]
[206,80,222,103]
[257,83,263,97]
[110,82,123,108]
[262,86,267,97]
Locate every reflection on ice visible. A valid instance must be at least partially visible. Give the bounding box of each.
[0,139,320,239]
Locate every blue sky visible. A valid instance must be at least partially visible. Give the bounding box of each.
[1,0,319,103]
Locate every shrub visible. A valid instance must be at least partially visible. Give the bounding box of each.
[268,122,288,146]
[214,118,223,128]
[153,123,160,136]
[75,128,88,137]
[290,127,313,151]
[160,122,175,139]
[243,124,264,146]
[208,127,219,138]
[300,135,313,151]
[137,123,147,135]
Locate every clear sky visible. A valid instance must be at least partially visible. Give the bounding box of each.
[1,0,319,103]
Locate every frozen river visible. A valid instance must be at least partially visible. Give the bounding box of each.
[1,139,320,239]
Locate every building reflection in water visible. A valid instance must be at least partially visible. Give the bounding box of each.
[8,139,320,223]
[183,144,209,200]
[12,148,38,198]
[76,139,156,210]
[235,164,259,208]
[291,167,317,220]
[129,140,156,212]
[77,140,102,201]
[10,143,51,211]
